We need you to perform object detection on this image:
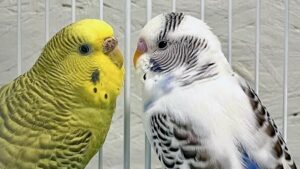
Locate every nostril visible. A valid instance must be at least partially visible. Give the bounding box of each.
[103,37,118,54]
[137,38,147,53]
[104,93,108,99]
[143,74,147,80]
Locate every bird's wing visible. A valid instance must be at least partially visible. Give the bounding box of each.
[236,73,297,169]
[0,85,92,169]
[148,112,222,169]
[46,129,92,168]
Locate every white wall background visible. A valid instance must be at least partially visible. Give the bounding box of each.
[0,0,299,168]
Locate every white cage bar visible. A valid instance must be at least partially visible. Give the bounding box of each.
[17,0,22,75]
[72,0,76,22]
[45,0,49,42]
[228,0,232,65]
[99,0,104,20]
[201,0,205,21]
[98,1,104,169]
[14,0,291,168]
[172,0,176,12]
[145,0,152,169]
[255,0,260,94]
[283,0,289,142]
[98,1,104,168]
[124,0,131,169]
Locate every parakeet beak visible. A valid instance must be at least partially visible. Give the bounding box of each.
[133,49,143,68]
[104,37,123,68]
[133,39,147,68]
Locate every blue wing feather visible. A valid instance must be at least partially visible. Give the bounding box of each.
[243,152,260,169]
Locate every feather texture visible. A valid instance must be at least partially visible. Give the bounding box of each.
[135,12,297,169]
[0,19,124,169]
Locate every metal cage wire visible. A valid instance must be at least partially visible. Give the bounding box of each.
[16,0,290,168]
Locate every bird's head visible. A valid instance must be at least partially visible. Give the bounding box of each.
[32,19,124,107]
[133,12,231,89]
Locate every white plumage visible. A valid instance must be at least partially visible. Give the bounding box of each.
[134,12,297,169]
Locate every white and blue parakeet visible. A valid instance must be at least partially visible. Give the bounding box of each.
[133,12,297,169]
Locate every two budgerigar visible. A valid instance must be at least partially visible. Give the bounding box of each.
[133,12,297,169]
[0,19,124,169]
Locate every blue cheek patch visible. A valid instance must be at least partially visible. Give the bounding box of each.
[143,75,175,111]
[150,58,163,72]
[159,75,174,93]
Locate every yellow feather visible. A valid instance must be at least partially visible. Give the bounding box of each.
[0,19,124,168]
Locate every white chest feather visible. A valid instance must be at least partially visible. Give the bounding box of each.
[143,75,258,169]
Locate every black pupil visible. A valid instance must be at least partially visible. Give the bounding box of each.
[158,41,167,49]
[79,44,90,55]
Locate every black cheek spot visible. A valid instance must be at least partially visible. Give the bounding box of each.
[91,69,100,85]
[93,88,97,93]
[104,94,108,99]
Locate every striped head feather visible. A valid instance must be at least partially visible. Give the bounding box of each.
[133,12,232,89]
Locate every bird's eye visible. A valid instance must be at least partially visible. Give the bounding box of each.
[158,40,168,50]
[79,44,91,55]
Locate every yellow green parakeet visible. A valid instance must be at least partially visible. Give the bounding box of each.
[0,19,124,169]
